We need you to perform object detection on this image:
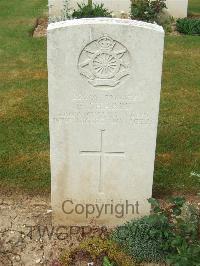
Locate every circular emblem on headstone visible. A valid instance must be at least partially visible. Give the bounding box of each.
[78,35,130,88]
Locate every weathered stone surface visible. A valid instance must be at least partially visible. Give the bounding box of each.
[48,18,164,225]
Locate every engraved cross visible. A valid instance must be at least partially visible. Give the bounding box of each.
[80,130,125,193]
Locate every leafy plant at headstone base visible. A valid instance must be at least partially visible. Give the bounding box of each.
[130,0,167,23]
[159,16,174,33]
[60,236,136,265]
[111,196,200,265]
[165,198,200,266]
[48,0,112,22]
[111,207,169,263]
[176,18,200,35]
[72,2,112,19]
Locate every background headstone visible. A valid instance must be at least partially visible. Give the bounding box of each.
[48,0,188,18]
[48,18,164,226]
[48,0,131,18]
[165,0,188,18]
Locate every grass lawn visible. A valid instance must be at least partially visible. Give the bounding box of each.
[188,0,200,16]
[0,0,49,193]
[0,0,199,196]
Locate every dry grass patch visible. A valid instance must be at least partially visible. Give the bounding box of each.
[0,88,29,119]
[0,70,47,81]
[156,153,174,164]
[1,150,49,167]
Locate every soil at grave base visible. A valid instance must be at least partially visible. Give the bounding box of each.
[0,191,112,266]
[68,250,105,266]
[33,18,48,38]
[0,190,199,266]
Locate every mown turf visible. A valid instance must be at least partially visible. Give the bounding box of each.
[154,35,200,195]
[0,0,199,195]
[0,0,49,192]
[188,0,200,16]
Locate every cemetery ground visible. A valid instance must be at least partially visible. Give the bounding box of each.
[0,0,200,265]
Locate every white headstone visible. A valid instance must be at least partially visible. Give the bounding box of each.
[69,0,131,17]
[49,0,63,17]
[165,0,188,18]
[49,0,131,17]
[48,18,164,226]
[49,0,188,18]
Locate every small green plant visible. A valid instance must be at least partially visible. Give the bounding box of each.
[111,213,168,262]
[130,0,167,23]
[112,197,200,265]
[60,237,136,265]
[165,198,200,266]
[72,2,112,19]
[49,0,71,23]
[176,18,200,35]
[61,0,71,20]
[103,256,115,266]
[157,15,174,33]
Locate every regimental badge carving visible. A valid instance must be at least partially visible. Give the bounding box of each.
[78,36,131,88]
